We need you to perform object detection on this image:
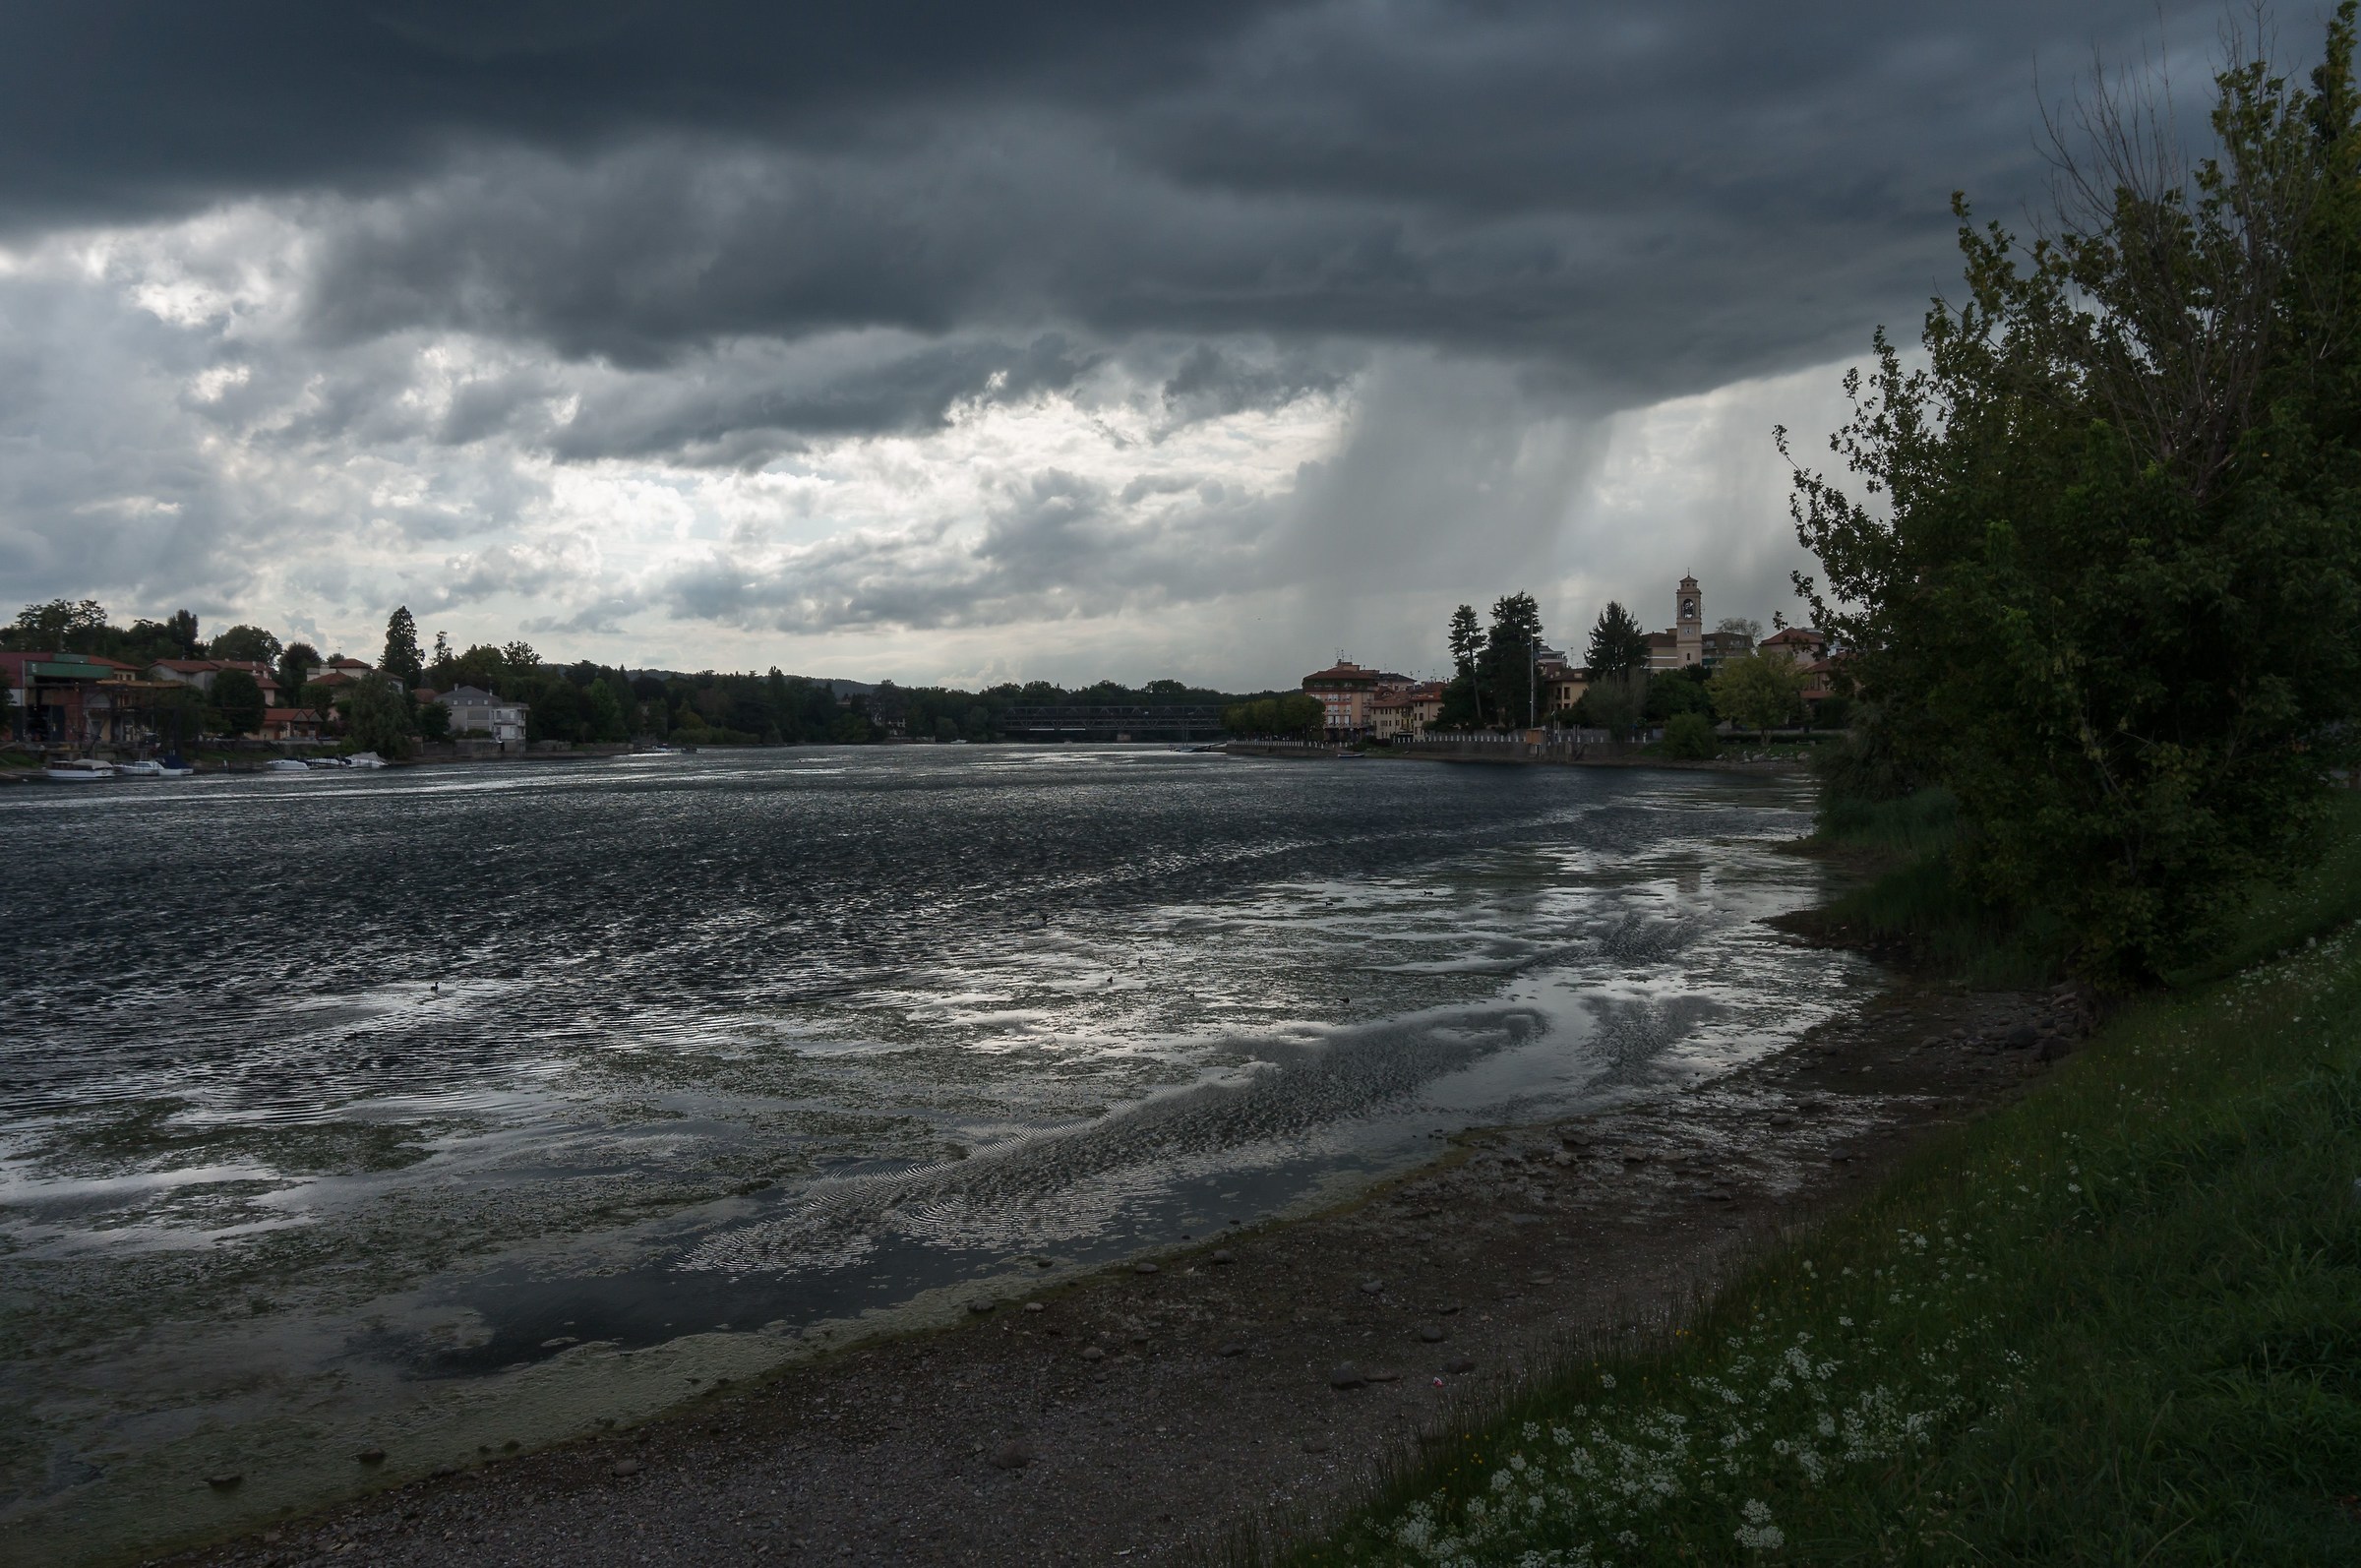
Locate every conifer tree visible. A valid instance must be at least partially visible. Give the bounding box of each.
[379,607,423,689]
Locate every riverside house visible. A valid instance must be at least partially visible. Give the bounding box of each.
[1302,660,1381,738]
[437,686,529,752]
[2,651,150,746]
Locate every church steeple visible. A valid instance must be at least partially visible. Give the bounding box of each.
[1675,574,1703,665]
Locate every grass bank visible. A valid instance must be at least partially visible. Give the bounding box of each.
[1287,801,2361,1566]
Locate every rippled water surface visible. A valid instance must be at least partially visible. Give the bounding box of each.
[0,747,1871,1555]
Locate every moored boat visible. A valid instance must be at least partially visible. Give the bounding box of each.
[113,758,165,777]
[43,757,114,782]
[264,757,312,774]
[344,752,387,768]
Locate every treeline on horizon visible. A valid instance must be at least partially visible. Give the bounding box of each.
[0,597,1289,750]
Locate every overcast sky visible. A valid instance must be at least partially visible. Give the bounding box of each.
[0,1,2240,687]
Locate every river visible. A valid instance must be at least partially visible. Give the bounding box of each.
[0,747,1872,1559]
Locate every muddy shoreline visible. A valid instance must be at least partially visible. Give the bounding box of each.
[155,961,2089,1568]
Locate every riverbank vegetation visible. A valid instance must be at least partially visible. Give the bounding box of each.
[1291,802,2361,1565]
[1289,15,2361,1561]
[1790,8,2361,988]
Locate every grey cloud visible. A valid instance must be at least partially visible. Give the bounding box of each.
[542,332,1103,465]
[0,0,2275,674]
[658,463,1276,635]
[8,5,2232,405]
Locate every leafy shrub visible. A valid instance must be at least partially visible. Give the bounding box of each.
[1664,711,1718,759]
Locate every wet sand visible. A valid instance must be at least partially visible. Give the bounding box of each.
[166,976,2089,1568]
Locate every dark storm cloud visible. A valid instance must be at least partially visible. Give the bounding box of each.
[0,1,2223,429]
[0,1,1274,229]
[0,0,2251,666]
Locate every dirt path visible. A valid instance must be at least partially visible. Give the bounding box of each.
[174,980,2089,1568]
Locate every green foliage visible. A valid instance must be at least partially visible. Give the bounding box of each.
[1585,600,1651,682]
[1435,673,1481,730]
[338,675,412,759]
[1308,807,2361,1565]
[1447,604,1483,678]
[1814,784,1962,858]
[207,624,281,664]
[1643,666,1711,722]
[379,606,423,689]
[276,641,320,694]
[527,679,584,744]
[1575,667,1649,739]
[3,599,203,665]
[1789,10,2361,984]
[5,598,108,651]
[1224,693,1322,737]
[445,643,511,694]
[1477,592,1545,726]
[1446,603,1486,724]
[585,681,628,743]
[1707,651,1808,741]
[1662,710,1718,758]
[208,668,265,736]
[414,698,450,742]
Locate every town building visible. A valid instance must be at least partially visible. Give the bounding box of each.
[1402,680,1445,734]
[2,652,152,746]
[1302,660,1380,737]
[1647,575,1709,670]
[437,686,529,751]
[1543,667,1590,717]
[1700,628,1755,663]
[1758,628,1828,666]
[148,658,285,707]
[1757,629,1839,708]
[261,707,325,743]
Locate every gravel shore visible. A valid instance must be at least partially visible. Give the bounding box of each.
[170,978,2088,1568]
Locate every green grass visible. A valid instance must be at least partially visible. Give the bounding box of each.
[1284,811,2361,1565]
[1786,788,2066,988]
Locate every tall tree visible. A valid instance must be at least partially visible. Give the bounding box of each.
[209,667,266,736]
[164,609,201,657]
[1479,592,1544,727]
[1586,602,1652,682]
[277,641,321,694]
[380,607,424,689]
[1788,6,2361,982]
[1445,603,1485,725]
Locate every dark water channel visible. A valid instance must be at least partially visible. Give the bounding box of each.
[0,747,1872,1558]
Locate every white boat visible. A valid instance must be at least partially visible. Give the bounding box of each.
[264,757,312,774]
[113,758,165,777]
[306,755,348,769]
[43,757,114,782]
[155,753,195,778]
[344,752,387,769]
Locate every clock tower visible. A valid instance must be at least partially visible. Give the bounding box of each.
[1675,575,1704,666]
